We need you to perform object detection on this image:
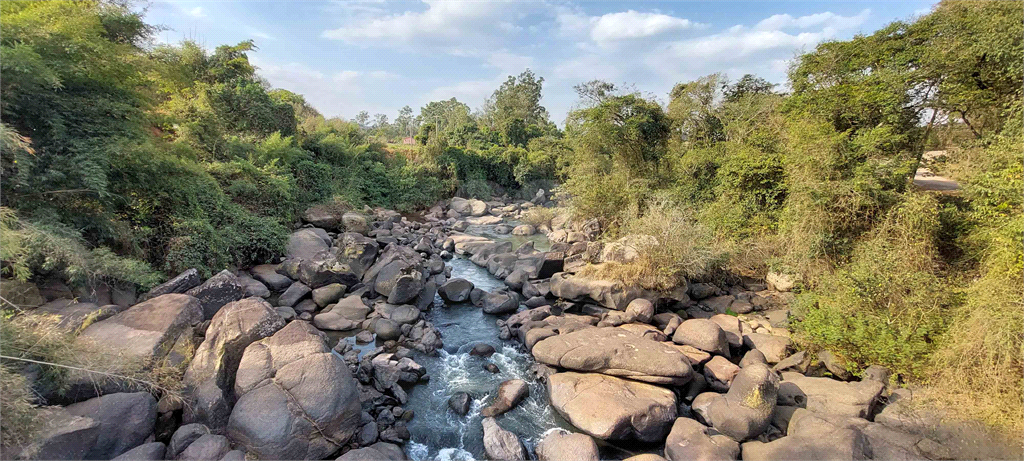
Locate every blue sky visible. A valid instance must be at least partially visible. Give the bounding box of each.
[145,1,936,124]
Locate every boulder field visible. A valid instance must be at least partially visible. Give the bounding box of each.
[6,192,1001,460]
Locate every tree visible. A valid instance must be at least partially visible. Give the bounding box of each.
[668,74,726,146]
[724,74,776,102]
[485,69,550,146]
[354,111,370,126]
[394,105,415,137]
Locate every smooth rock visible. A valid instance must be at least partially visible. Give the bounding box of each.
[534,327,693,385]
[547,372,676,442]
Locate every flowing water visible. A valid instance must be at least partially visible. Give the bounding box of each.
[402,228,565,460]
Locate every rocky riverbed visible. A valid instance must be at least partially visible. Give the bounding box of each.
[6,191,1019,460]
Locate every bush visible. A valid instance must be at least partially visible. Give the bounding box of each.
[521,207,555,228]
[578,199,729,290]
[793,194,953,378]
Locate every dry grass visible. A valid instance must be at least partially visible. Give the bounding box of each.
[520,207,556,228]
[578,200,729,291]
[0,312,189,447]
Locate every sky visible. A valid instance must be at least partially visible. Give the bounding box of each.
[145,1,937,124]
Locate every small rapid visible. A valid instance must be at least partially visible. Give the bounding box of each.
[403,243,566,460]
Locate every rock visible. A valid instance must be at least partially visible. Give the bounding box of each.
[141,269,201,301]
[183,297,286,428]
[167,423,211,459]
[337,442,407,461]
[33,300,122,332]
[484,363,500,373]
[480,379,529,417]
[766,272,797,292]
[278,281,311,307]
[185,270,247,320]
[286,229,331,261]
[536,429,599,461]
[481,290,519,315]
[64,392,157,459]
[303,205,343,230]
[438,278,474,303]
[777,372,884,418]
[355,330,374,343]
[547,372,677,442]
[740,408,870,461]
[703,355,741,392]
[293,299,317,314]
[333,233,379,278]
[739,350,768,368]
[357,421,378,446]
[375,302,419,325]
[862,365,891,386]
[111,442,165,460]
[694,363,779,441]
[511,224,536,236]
[177,434,230,461]
[250,265,292,291]
[374,318,401,341]
[220,450,246,461]
[664,417,740,461]
[533,327,693,385]
[75,293,202,368]
[374,260,424,304]
[701,295,735,314]
[709,314,742,348]
[237,275,270,298]
[481,417,525,461]
[741,333,791,363]
[625,455,669,461]
[818,350,854,380]
[549,272,643,310]
[228,323,362,459]
[13,407,101,460]
[1,278,44,309]
[772,351,808,373]
[312,283,347,307]
[688,283,718,300]
[342,212,369,234]
[331,295,372,321]
[672,319,730,358]
[313,311,359,331]
[525,328,557,350]
[469,343,496,357]
[448,392,472,416]
[625,298,655,324]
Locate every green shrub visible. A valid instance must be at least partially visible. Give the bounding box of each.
[793,193,953,378]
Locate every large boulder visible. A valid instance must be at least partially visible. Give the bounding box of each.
[375,260,424,304]
[664,417,740,461]
[228,322,362,459]
[533,327,693,385]
[185,270,247,320]
[111,442,165,460]
[548,272,643,310]
[12,407,101,460]
[176,434,230,461]
[673,319,730,357]
[536,430,599,461]
[777,372,884,418]
[250,265,292,291]
[33,300,123,332]
[140,269,200,301]
[182,297,286,428]
[303,205,343,230]
[480,379,529,417]
[286,229,331,261]
[341,212,369,235]
[742,333,791,364]
[336,442,407,461]
[76,293,202,364]
[481,289,519,315]
[439,278,474,303]
[481,417,525,461]
[64,392,157,459]
[692,363,779,441]
[547,372,677,442]
[332,233,379,278]
[740,408,871,461]
[1,278,44,309]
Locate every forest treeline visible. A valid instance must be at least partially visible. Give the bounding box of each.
[1,0,1021,432]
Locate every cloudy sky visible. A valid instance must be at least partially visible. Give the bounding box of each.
[146,1,936,124]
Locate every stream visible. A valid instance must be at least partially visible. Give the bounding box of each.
[403,227,564,460]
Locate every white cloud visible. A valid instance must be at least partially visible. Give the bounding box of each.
[322,1,537,56]
[754,9,870,31]
[486,51,535,75]
[590,10,705,43]
[251,31,275,40]
[424,79,499,107]
[187,6,205,18]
